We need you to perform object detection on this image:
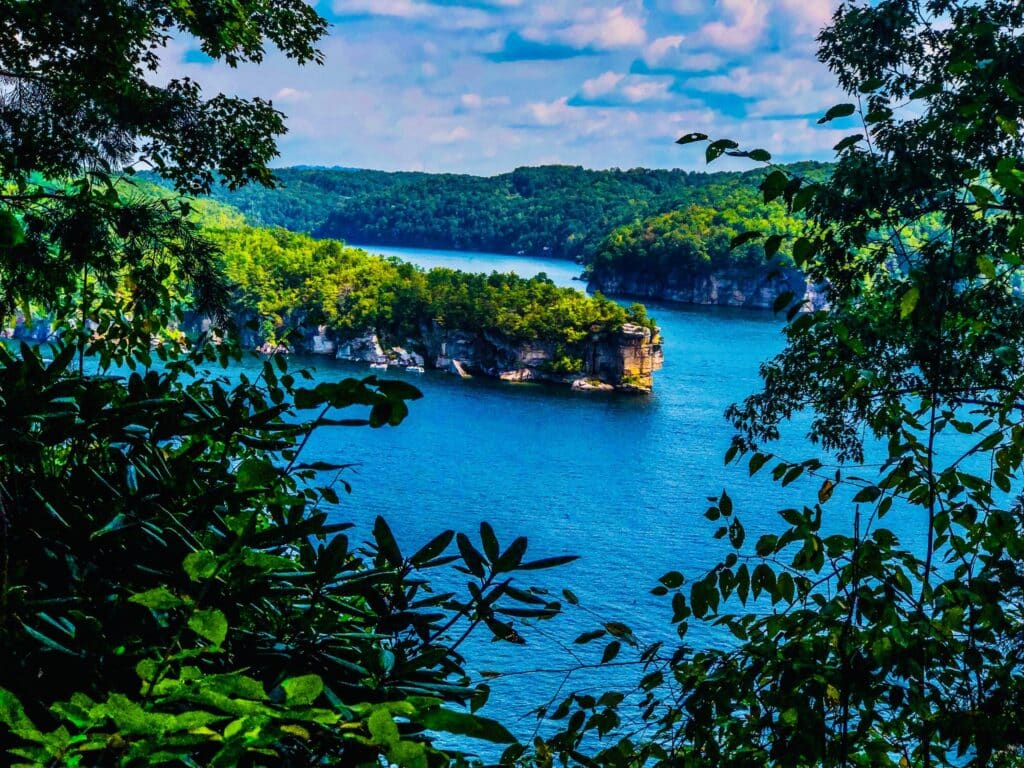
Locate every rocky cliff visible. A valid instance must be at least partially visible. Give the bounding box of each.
[588,263,828,311]
[315,321,664,393]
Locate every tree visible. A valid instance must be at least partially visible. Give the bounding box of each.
[0,3,576,765]
[535,2,1024,766]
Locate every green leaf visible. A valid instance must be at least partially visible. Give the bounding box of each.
[419,707,517,744]
[129,587,183,610]
[516,555,578,571]
[188,609,228,648]
[183,550,218,582]
[706,139,739,163]
[456,532,486,577]
[659,571,684,589]
[818,103,856,123]
[281,674,323,707]
[675,132,708,145]
[376,379,424,401]
[373,516,403,567]
[574,629,606,644]
[833,134,864,152]
[480,521,500,562]
[367,708,400,748]
[730,230,762,248]
[900,286,920,319]
[410,529,454,566]
[0,210,26,248]
[237,457,278,490]
[20,622,77,656]
[601,640,621,663]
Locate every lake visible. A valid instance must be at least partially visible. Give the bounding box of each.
[233,245,922,750]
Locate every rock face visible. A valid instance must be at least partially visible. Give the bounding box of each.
[588,263,828,311]
[330,322,663,393]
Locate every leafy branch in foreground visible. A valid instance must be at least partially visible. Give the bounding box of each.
[0,336,573,765]
[529,2,1024,766]
[0,2,583,766]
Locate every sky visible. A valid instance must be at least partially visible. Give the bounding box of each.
[164,0,852,175]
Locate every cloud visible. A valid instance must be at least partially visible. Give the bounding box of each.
[698,0,769,49]
[528,97,573,126]
[486,32,597,61]
[574,71,674,105]
[430,125,471,143]
[331,0,494,29]
[685,53,840,117]
[520,5,646,52]
[157,1,847,175]
[459,92,512,110]
[643,35,685,65]
[580,71,624,99]
[691,0,838,51]
[641,36,722,72]
[273,87,312,103]
[332,0,434,19]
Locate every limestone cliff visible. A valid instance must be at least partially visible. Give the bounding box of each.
[317,322,663,393]
[588,263,828,311]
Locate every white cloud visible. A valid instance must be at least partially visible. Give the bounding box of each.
[693,0,838,51]
[577,72,674,104]
[430,125,471,143]
[644,35,685,65]
[620,77,672,103]
[643,35,722,71]
[528,97,573,126]
[460,92,512,109]
[273,87,311,103]
[332,0,434,19]
[698,0,769,49]
[332,0,493,29]
[580,71,624,99]
[522,5,646,51]
[686,54,840,117]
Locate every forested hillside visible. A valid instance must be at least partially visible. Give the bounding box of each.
[206,222,653,349]
[147,162,828,263]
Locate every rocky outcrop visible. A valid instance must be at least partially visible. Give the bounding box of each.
[330,322,663,393]
[588,263,828,312]
[180,313,663,393]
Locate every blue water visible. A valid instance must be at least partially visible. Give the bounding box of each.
[226,246,932,750]
[353,243,586,289]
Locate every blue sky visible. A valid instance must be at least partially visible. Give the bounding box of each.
[164,0,851,175]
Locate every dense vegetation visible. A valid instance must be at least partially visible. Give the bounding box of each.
[6,1,1024,767]
[0,3,581,766]
[208,222,654,348]
[156,162,827,265]
[586,183,808,282]
[531,1,1024,765]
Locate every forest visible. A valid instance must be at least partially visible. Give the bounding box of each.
[205,218,653,349]
[146,162,826,267]
[4,1,1024,766]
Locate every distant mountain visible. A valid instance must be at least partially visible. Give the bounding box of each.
[141,162,829,265]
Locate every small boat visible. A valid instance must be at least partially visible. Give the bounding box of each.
[406,365,425,373]
[369,362,388,370]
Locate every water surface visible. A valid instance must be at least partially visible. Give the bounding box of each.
[230,246,927,747]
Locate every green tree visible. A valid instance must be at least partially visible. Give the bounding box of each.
[535,2,1024,766]
[0,3,575,765]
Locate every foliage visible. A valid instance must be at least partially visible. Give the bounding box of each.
[204,222,655,348]
[0,2,582,766]
[0,338,573,766]
[526,1,1024,766]
[586,189,806,283]
[148,163,829,263]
